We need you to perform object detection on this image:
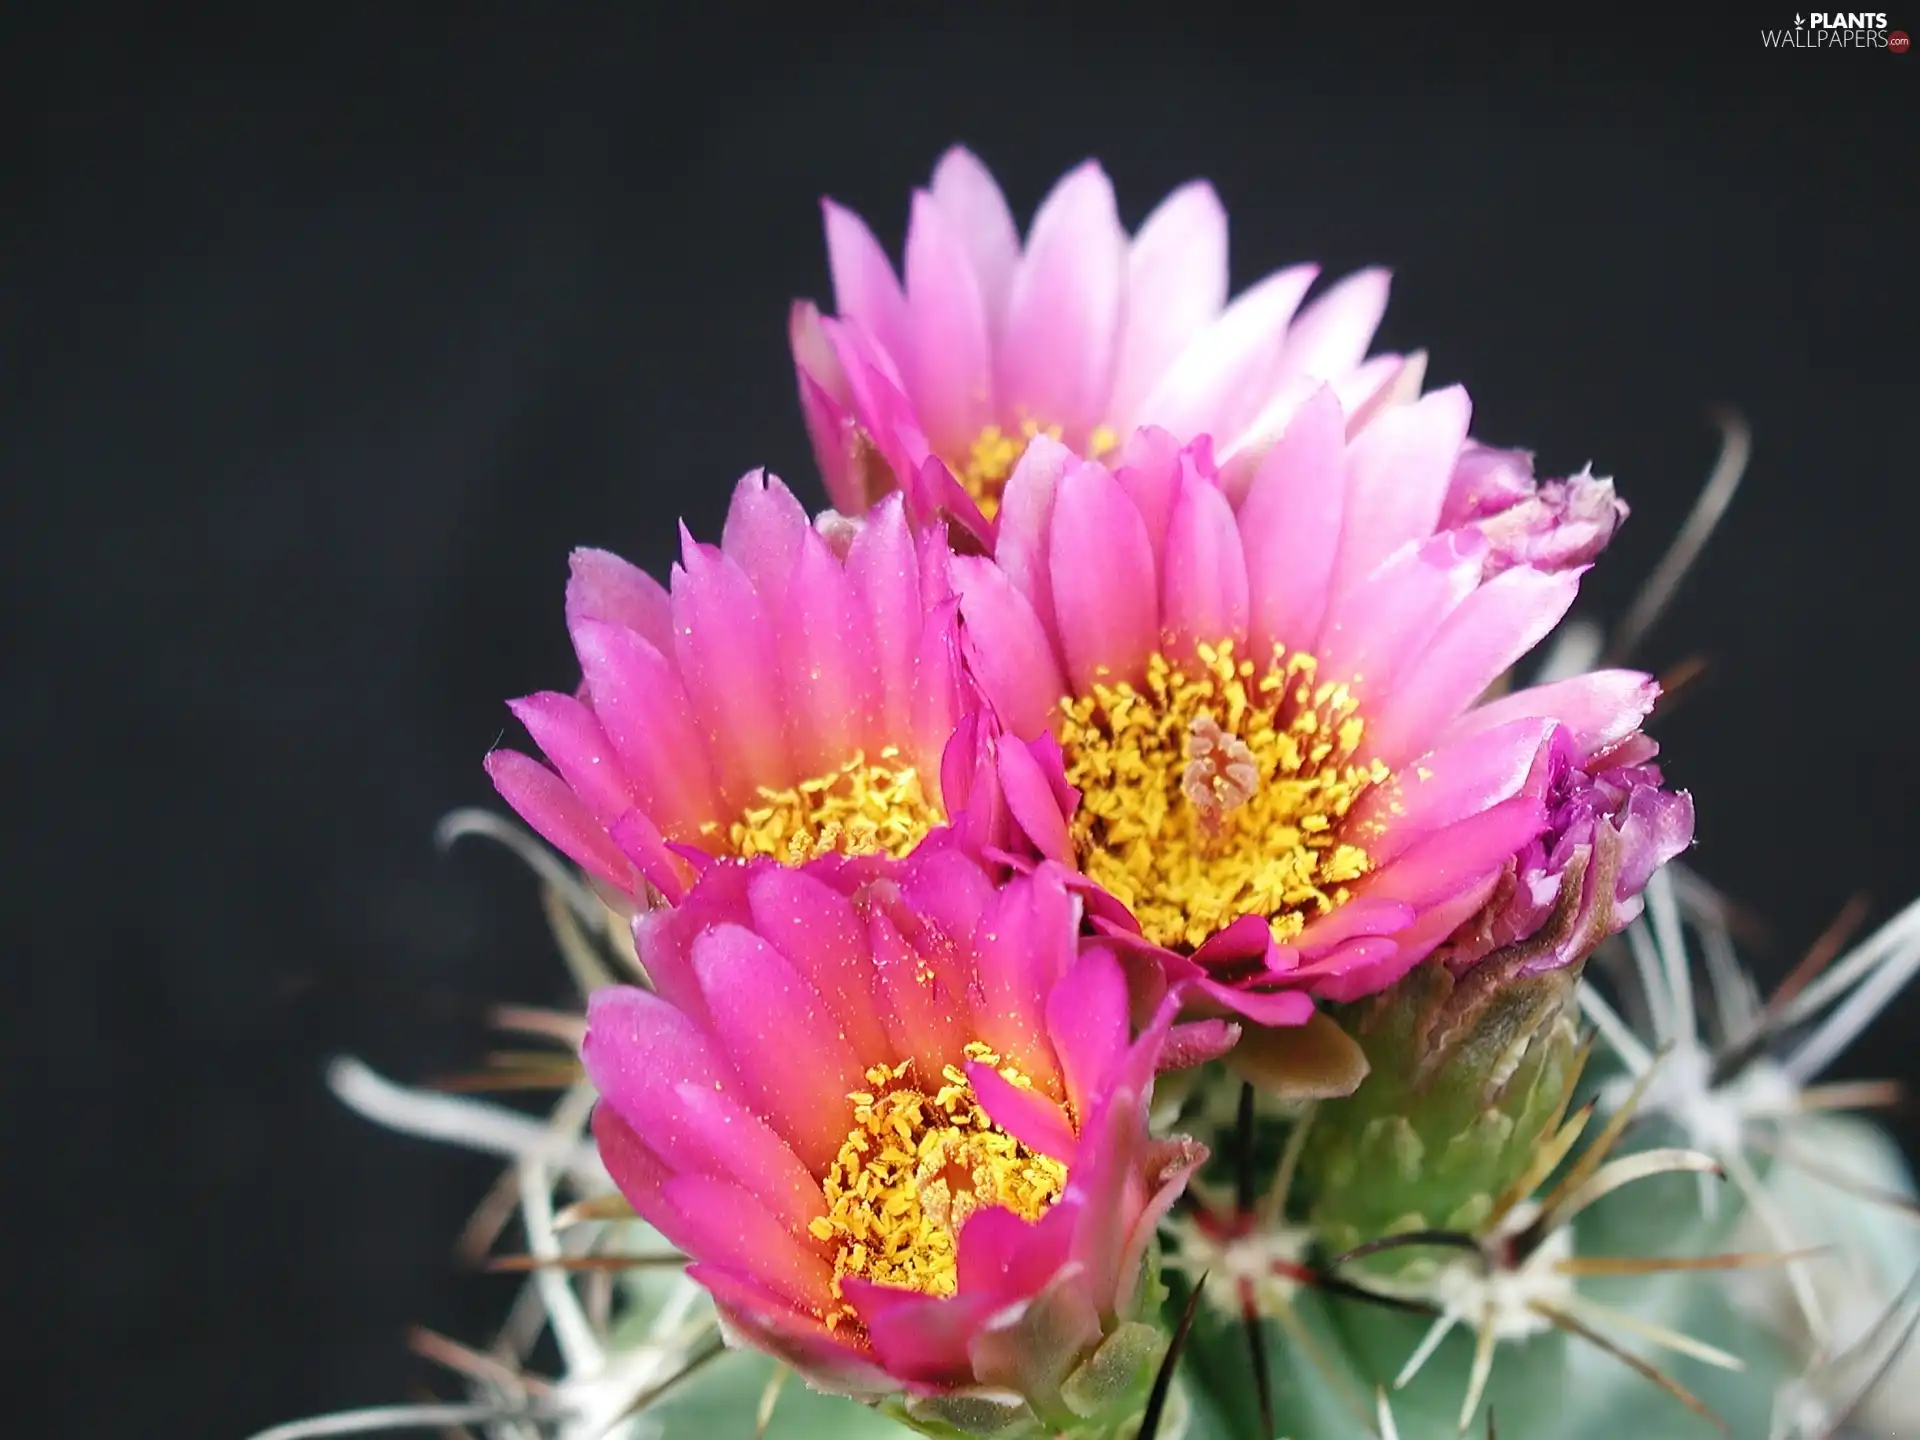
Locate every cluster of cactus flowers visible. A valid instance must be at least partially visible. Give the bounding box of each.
[264,152,1920,1440]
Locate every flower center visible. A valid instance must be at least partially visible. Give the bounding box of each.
[1055,640,1388,952]
[808,1045,1068,1324]
[957,420,1118,520]
[719,746,943,864]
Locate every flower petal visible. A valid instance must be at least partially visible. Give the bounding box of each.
[782,526,879,772]
[484,749,631,893]
[1291,936,1419,1004]
[1439,669,1659,760]
[1314,530,1486,703]
[1346,715,1558,868]
[868,904,968,1078]
[1330,385,1472,599]
[1161,468,1250,665]
[692,923,865,1173]
[1114,1135,1209,1315]
[953,555,1068,740]
[825,317,933,493]
[1112,426,1185,582]
[659,1173,834,1311]
[607,808,691,902]
[993,433,1074,631]
[970,870,1074,1098]
[955,1202,1078,1305]
[720,470,810,606]
[632,891,726,1015]
[846,495,924,744]
[823,198,908,364]
[1355,788,1549,914]
[581,984,729,1129]
[1211,375,1324,504]
[693,1262,895,1397]
[1365,565,1583,769]
[591,1103,670,1212]
[903,188,995,454]
[1108,180,1229,427]
[571,618,718,834]
[1135,263,1318,444]
[966,1060,1077,1160]
[667,1080,830,1237]
[910,587,967,774]
[1063,1061,1153,1298]
[566,547,673,655]
[791,302,873,516]
[965,1248,1106,1402]
[1044,949,1130,1125]
[1048,463,1158,693]
[1240,385,1347,656]
[998,161,1125,440]
[897,843,1001,946]
[996,736,1074,864]
[507,692,634,825]
[1271,267,1391,390]
[1281,893,1418,951]
[670,536,794,803]
[790,297,852,406]
[1341,350,1427,432]
[929,146,1021,338]
[844,1277,996,1388]
[746,864,892,1062]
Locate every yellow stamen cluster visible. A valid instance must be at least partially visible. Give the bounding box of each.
[1056,640,1389,952]
[957,420,1119,520]
[720,746,942,864]
[807,1045,1068,1326]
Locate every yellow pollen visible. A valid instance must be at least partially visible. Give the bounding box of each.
[807,1045,1068,1327]
[717,746,942,864]
[1055,640,1389,952]
[957,420,1120,520]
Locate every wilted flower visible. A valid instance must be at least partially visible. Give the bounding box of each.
[484,474,1048,906]
[950,386,1681,1017]
[581,851,1205,1432]
[1440,440,1629,580]
[791,147,1419,544]
[1434,726,1695,977]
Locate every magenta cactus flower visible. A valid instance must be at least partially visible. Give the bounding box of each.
[790,147,1419,546]
[483,474,1044,906]
[581,851,1205,1426]
[949,385,1688,1015]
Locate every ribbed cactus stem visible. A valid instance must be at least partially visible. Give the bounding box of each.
[1299,960,1586,1273]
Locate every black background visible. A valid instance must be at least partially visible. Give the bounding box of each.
[6,9,1917,1437]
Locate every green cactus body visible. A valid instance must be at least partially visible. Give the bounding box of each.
[1298,963,1585,1272]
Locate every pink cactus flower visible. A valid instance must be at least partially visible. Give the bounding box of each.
[581,851,1205,1426]
[949,385,1687,1016]
[791,146,1421,547]
[484,474,1043,906]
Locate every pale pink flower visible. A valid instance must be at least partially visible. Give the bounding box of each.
[791,147,1420,546]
